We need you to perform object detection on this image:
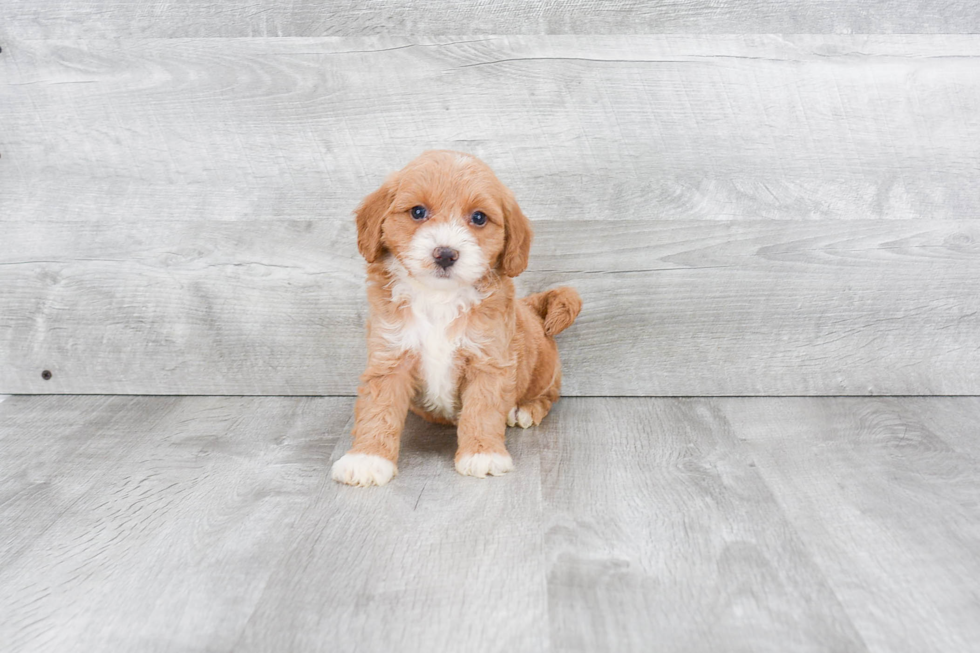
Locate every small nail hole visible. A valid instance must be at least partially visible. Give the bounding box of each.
[41,370,52,380]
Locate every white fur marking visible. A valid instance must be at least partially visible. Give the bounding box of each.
[381,257,487,420]
[455,452,514,478]
[404,220,488,288]
[331,453,396,487]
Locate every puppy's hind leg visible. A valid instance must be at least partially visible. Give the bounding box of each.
[508,383,560,429]
[508,363,562,429]
[508,396,552,429]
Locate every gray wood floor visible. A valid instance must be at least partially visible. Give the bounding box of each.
[2,395,978,652]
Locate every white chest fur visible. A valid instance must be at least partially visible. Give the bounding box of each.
[380,265,486,420]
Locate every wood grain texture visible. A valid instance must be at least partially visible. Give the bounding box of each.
[2,0,979,38]
[0,395,548,653]
[882,396,980,459]
[2,218,978,395]
[0,395,348,653]
[236,404,547,652]
[8,396,980,651]
[3,35,979,395]
[539,397,867,652]
[718,397,980,653]
[0,395,179,573]
[2,36,979,226]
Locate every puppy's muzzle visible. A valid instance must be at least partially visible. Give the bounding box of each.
[433,247,459,269]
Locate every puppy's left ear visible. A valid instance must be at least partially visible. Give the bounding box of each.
[354,173,397,263]
[500,191,533,277]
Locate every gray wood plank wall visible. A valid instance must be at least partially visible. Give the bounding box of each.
[2,24,979,395]
[2,218,978,395]
[3,1,980,37]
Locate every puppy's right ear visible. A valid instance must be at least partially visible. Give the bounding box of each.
[500,190,533,277]
[355,174,397,263]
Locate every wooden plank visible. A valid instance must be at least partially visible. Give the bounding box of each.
[718,397,980,653]
[4,396,979,650]
[2,36,979,226]
[3,35,979,395]
[0,395,547,652]
[0,395,349,652]
[2,218,978,396]
[0,218,366,395]
[235,404,547,652]
[0,395,180,570]
[540,397,867,652]
[2,1,978,38]
[880,396,980,459]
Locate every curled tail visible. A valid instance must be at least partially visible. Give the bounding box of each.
[522,286,582,336]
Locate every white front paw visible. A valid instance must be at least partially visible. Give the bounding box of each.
[331,453,396,487]
[455,452,514,478]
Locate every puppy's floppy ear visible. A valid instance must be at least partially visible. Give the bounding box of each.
[354,173,398,263]
[500,190,533,277]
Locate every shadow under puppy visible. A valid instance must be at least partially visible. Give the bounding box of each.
[332,150,581,487]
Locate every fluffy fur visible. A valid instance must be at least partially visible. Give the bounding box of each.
[331,150,581,486]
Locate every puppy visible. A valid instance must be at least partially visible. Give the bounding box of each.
[331,150,581,487]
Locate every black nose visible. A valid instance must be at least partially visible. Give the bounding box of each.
[433,247,459,269]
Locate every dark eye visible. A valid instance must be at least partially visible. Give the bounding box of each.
[470,211,487,226]
[410,205,427,221]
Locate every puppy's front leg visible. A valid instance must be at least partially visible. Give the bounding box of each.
[455,362,515,479]
[332,356,415,487]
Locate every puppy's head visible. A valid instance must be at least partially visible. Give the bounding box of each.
[355,150,532,288]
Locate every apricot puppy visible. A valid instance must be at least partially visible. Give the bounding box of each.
[331,150,581,487]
